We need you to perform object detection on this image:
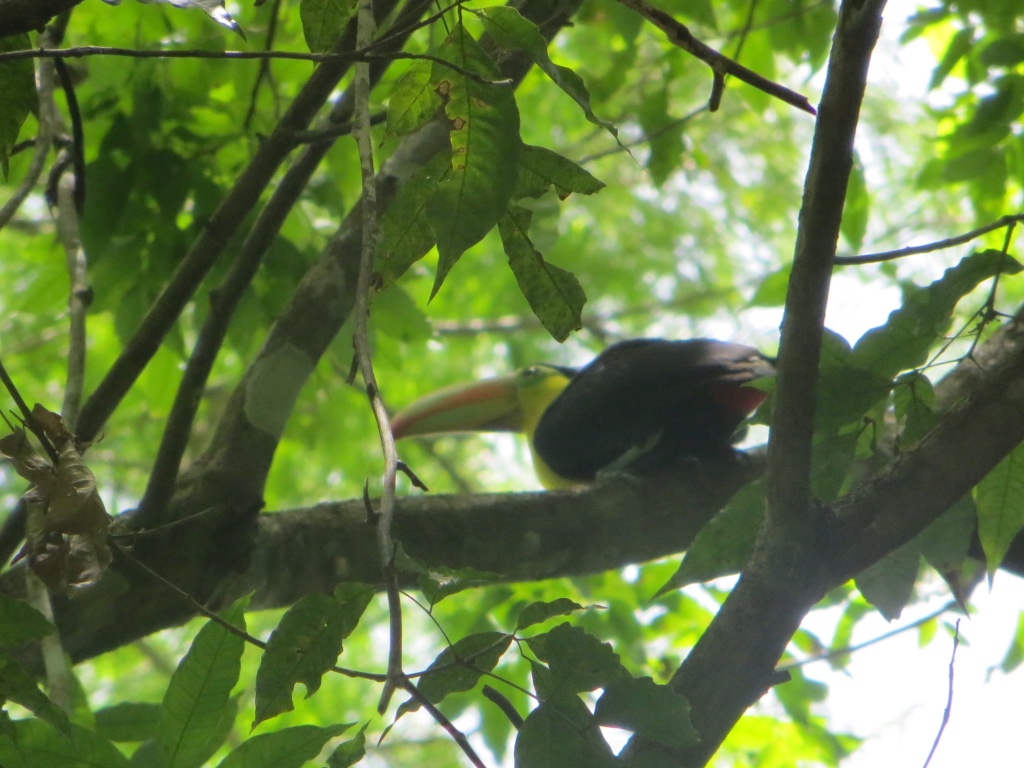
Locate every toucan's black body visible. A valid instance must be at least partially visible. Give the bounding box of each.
[392,337,774,488]
[531,338,773,482]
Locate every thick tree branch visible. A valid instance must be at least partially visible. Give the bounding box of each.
[626,2,888,765]
[1,457,759,670]
[2,312,1023,683]
[768,0,884,536]
[830,313,1024,580]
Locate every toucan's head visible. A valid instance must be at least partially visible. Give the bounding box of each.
[391,364,577,488]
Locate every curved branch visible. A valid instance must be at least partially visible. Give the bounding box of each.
[2,456,759,670]
[614,0,816,115]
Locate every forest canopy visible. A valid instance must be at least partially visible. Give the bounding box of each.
[1,0,1024,766]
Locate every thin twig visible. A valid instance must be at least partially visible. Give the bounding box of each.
[835,213,1024,265]
[613,0,816,115]
[0,46,505,87]
[922,619,960,768]
[777,602,956,671]
[51,58,85,215]
[349,0,402,715]
[26,14,78,717]
[54,137,89,433]
[114,543,385,681]
[482,685,524,729]
[25,572,73,712]
[0,123,52,232]
[978,220,1015,324]
[365,51,512,86]
[575,104,706,165]
[0,359,59,465]
[242,0,282,131]
[289,110,386,145]
[399,677,488,768]
[730,0,760,62]
[0,46,353,63]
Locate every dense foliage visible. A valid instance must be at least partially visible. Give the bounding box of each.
[2,0,1024,765]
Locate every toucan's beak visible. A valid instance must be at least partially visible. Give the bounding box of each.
[391,374,525,439]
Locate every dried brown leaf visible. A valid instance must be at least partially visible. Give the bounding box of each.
[5,407,112,592]
[48,441,108,536]
[31,404,73,447]
[0,428,53,486]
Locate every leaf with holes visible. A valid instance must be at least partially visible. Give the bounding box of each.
[426,23,521,299]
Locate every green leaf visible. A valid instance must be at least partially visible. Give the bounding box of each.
[929,26,973,90]
[749,265,791,307]
[850,249,1022,381]
[595,677,698,748]
[499,205,586,341]
[95,702,162,742]
[418,565,503,607]
[371,286,432,343]
[156,598,248,768]
[254,584,374,726]
[979,34,1024,67]
[514,145,605,200]
[515,598,586,631]
[975,442,1024,578]
[773,667,827,724]
[892,371,937,447]
[917,495,976,576]
[840,153,868,251]
[477,6,616,139]
[386,61,442,137]
[1000,611,1024,674]
[654,480,764,594]
[0,595,55,648]
[814,363,890,435]
[854,545,919,621]
[943,147,1003,182]
[374,152,450,289]
[829,600,872,671]
[326,722,368,767]
[427,23,522,299]
[216,723,352,768]
[0,654,71,737]
[637,86,683,187]
[968,76,1024,133]
[300,0,358,53]
[526,624,626,694]
[0,34,35,180]
[399,632,512,714]
[0,720,130,768]
[391,542,431,575]
[514,698,618,768]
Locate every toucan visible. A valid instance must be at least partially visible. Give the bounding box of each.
[391,338,775,489]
